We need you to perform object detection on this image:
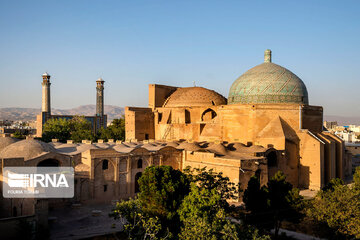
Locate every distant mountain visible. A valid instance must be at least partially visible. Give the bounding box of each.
[324,115,360,125]
[0,105,124,122]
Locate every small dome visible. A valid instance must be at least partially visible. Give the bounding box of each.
[42,72,50,77]
[75,163,90,172]
[176,142,201,151]
[164,87,227,107]
[165,142,180,147]
[205,143,228,155]
[113,143,134,153]
[228,50,308,105]
[0,137,18,152]
[0,139,56,160]
[76,144,99,153]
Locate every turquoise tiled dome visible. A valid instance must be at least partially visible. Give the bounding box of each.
[228,50,309,105]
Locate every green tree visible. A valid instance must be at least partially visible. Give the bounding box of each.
[110,198,168,240]
[42,116,95,143]
[69,116,94,143]
[183,167,240,210]
[138,166,190,235]
[178,183,271,240]
[111,166,271,240]
[266,171,303,237]
[13,130,26,139]
[42,118,71,142]
[98,116,125,141]
[243,175,268,214]
[354,167,360,191]
[243,171,303,238]
[307,168,360,239]
[178,183,239,240]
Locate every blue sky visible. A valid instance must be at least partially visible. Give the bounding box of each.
[0,0,359,116]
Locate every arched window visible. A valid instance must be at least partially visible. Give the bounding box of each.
[201,108,217,121]
[185,110,191,124]
[102,160,108,170]
[137,159,143,169]
[135,172,142,193]
[267,151,277,167]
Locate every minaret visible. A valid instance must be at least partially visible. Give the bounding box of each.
[41,72,51,114]
[264,49,272,63]
[96,78,105,116]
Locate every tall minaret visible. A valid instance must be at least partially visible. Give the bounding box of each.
[41,72,51,114]
[96,78,105,116]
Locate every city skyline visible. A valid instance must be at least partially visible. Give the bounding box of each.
[1,1,359,117]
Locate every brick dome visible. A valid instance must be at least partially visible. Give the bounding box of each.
[0,139,56,160]
[228,50,309,105]
[0,137,18,152]
[163,87,227,107]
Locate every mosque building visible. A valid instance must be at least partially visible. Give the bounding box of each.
[126,49,352,190]
[0,50,352,225]
[35,73,107,137]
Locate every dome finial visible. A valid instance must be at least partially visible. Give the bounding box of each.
[264,49,272,63]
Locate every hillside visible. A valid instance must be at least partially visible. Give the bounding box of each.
[0,105,124,122]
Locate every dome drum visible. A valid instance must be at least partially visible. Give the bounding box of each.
[229,94,306,104]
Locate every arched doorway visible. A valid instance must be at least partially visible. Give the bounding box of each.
[266,151,277,167]
[37,159,60,167]
[135,172,142,193]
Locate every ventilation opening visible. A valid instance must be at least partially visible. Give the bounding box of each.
[185,110,191,124]
[145,134,149,140]
[167,112,172,124]
[103,185,107,192]
[158,113,162,123]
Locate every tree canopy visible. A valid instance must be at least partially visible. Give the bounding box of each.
[243,171,303,238]
[42,116,94,143]
[137,165,190,235]
[307,167,360,239]
[183,167,240,210]
[111,166,270,240]
[178,183,241,240]
[98,116,125,141]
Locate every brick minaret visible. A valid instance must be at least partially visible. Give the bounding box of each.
[41,72,51,114]
[96,78,105,116]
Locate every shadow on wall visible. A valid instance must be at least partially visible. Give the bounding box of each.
[299,165,310,189]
